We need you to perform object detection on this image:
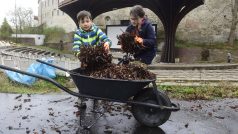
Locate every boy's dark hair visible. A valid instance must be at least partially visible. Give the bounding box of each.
[130,5,145,18]
[77,10,92,22]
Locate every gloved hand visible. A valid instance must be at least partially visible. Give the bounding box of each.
[74,51,80,58]
[118,39,124,49]
[134,36,143,45]
[103,42,110,52]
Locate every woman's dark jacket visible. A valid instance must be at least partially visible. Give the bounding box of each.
[126,19,157,64]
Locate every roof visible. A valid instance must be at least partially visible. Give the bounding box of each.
[59,0,204,27]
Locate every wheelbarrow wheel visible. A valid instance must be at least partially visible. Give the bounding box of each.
[132,88,171,127]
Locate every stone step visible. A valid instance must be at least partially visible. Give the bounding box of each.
[20,48,34,54]
[5,47,26,52]
[14,47,32,52]
[31,49,42,55]
[156,81,238,86]
[37,51,46,55]
[150,69,238,82]
[149,63,238,70]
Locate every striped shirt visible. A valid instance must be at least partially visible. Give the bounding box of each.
[73,24,112,56]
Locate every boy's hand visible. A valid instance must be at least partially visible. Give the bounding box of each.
[103,42,110,52]
[135,36,143,45]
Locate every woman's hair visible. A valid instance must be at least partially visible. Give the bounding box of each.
[130,5,145,18]
[77,10,92,22]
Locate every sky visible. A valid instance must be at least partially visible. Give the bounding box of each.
[0,0,38,25]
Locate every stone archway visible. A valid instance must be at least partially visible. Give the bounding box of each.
[59,0,204,63]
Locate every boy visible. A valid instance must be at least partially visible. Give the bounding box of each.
[73,10,112,108]
[73,10,112,56]
[126,5,157,65]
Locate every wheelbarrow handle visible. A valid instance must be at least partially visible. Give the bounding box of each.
[0,64,79,97]
[36,59,69,72]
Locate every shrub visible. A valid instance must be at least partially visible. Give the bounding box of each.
[43,26,65,43]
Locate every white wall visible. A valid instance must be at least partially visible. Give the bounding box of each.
[11,34,45,45]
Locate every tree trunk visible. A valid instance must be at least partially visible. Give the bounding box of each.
[228,0,238,45]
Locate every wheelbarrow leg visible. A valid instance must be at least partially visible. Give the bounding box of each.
[93,99,99,110]
[80,97,87,109]
[77,97,87,109]
[79,103,105,130]
[83,112,104,130]
[79,107,85,127]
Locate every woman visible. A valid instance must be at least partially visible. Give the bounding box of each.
[126,5,157,65]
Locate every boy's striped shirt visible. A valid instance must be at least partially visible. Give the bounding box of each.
[73,24,112,56]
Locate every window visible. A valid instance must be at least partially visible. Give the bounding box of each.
[57,10,59,16]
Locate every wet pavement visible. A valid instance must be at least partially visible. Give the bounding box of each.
[0,93,237,134]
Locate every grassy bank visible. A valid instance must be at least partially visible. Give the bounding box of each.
[0,72,73,94]
[0,72,237,100]
[159,82,238,100]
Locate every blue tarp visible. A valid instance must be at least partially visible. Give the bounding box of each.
[5,58,56,85]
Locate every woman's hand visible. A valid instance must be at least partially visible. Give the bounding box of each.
[135,36,143,44]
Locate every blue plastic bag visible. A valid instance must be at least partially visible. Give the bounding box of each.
[5,58,56,85]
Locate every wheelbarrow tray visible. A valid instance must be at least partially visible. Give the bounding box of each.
[70,68,155,100]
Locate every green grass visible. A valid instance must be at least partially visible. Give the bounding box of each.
[0,73,74,94]
[159,82,238,100]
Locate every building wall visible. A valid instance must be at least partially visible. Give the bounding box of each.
[39,0,237,43]
[38,0,77,32]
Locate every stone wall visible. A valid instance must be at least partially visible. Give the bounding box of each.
[94,8,161,30]
[176,0,233,43]
[175,47,238,63]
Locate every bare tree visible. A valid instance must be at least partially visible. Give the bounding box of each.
[9,7,34,34]
[228,0,238,45]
